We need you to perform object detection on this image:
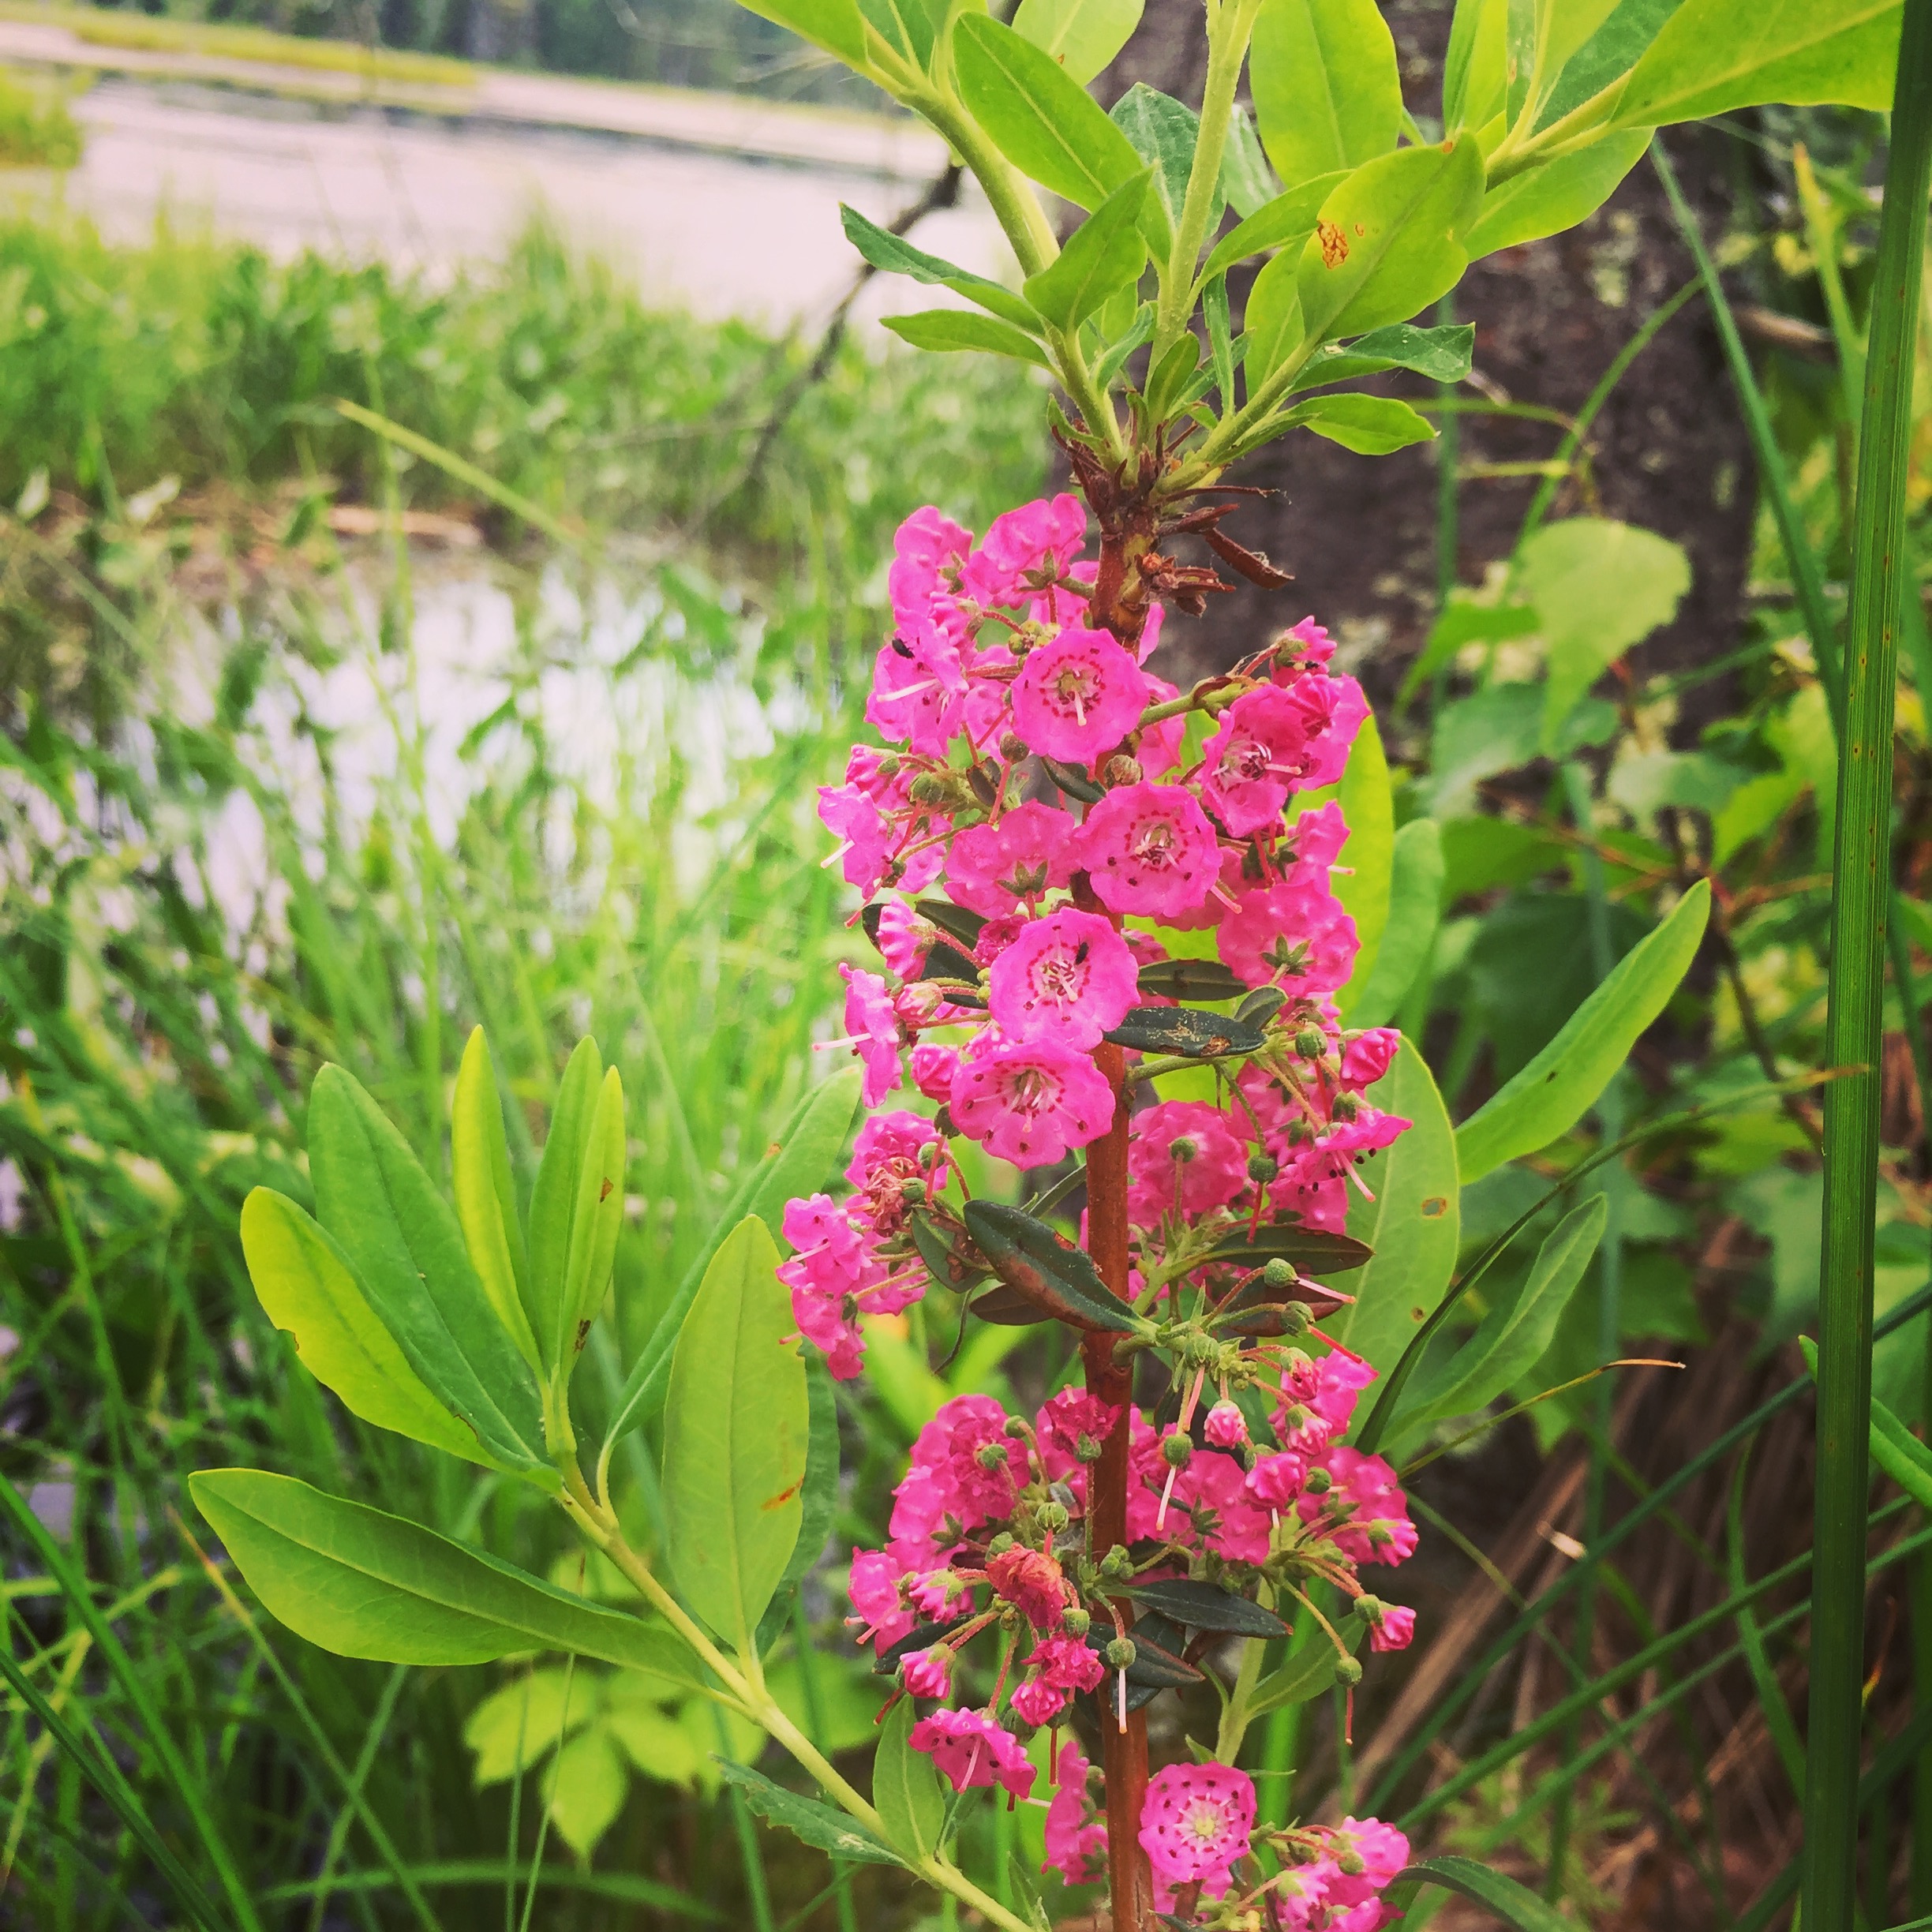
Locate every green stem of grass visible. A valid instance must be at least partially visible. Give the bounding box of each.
[1804,15,1932,1929]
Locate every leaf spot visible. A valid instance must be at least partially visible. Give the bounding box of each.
[762,1477,804,1512]
[600,1177,614,1202]
[1421,1196,1449,1218]
[575,1319,592,1350]
[1317,219,1348,269]
[1410,1307,1425,1321]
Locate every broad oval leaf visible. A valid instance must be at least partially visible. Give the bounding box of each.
[1118,1578,1289,1636]
[451,1027,540,1373]
[1244,247,1305,385]
[189,1469,701,1685]
[1346,818,1444,1028]
[307,1064,552,1478]
[1206,1224,1374,1274]
[528,1037,602,1372]
[1012,0,1144,84]
[1279,392,1437,454]
[882,309,1053,369]
[1203,171,1346,280]
[952,13,1145,212]
[1386,1854,1575,1931]
[662,1216,808,1652]
[1328,1039,1460,1380]
[241,1188,490,1466]
[1110,84,1212,243]
[1251,0,1402,189]
[1103,1005,1266,1056]
[837,204,1041,331]
[737,0,869,67]
[714,1762,905,1868]
[606,1066,863,1444]
[873,1697,948,1859]
[1455,878,1710,1184]
[1133,957,1248,1003]
[1024,170,1153,331]
[1465,132,1649,260]
[962,1200,1140,1333]
[1294,321,1475,389]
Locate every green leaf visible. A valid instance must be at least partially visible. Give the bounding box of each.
[1327,711,1394,1013]
[1243,248,1305,385]
[882,309,1054,368]
[451,1028,540,1374]
[1133,957,1249,1002]
[1103,1005,1266,1056]
[546,1727,628,1859]
[1537,0,1679,125]
[1611,0,1902,126]
[1295,321,1475,388]
[1278,393,1437,454]
[241,1188,491,1467]
[528,1037,602,1372]
[1529,0,1627,107]
[1023,170,1152,331]
[1110,85,1213,243]
[558,1065,625,1357]
[1012,0,1144,83]
[857,0,947,71]
[962,1200,1140,1332]
[1386,1855,1576,1930]
[1455,878,1710,1184]
[1518,517,1690,749]
[736,0,870,68]
[1204,1225,1374,1274]
[953,13,1145,211]
[1346,819,1444,1028]
[189,1470,702,1683]
[1466,131,1649,260]
[464,1668,592,1782]
[307,1064,552,1480]
[1328,1039,1460,1378]
[1296,140,1485,346]
[607,1066,862,1445]
[1219,104,1279,216]
[1203,171,1345,280]
[837,204,1040,331]
[1251,0,1402,189]
[713,1762,906,1867]
[1117,1578,1289,1636]
[754,1348,841,1654]
[872,1698,947,1859]
[662,1216,808,1652]
[1249,1612,1366,1717]
[1391,1193,1606,1439]
[1443,0,1509,130]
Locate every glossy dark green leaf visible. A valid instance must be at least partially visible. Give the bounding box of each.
[1295,321,1475,388]
[1205,1224,1374,1274]
[953,13,1146,211]
[1024,170,1152,331]
[1385,1855,1574,1930]
[307,1065,552,1479]
[1133,957,1249,1003]
[713,1762,906,1868]
[882,309,1053,369]
[962,1200,1140,1333]
[1118,1578,1289,1636]
[964,1282,1050,1327]
[912,938,981,986]
[1103,1005,1265,1057]
[908,1209,991,1291]
[1042,756,1106,802]
[1203,171,1346,280]
[912,897,988,950]
[837,204,1041,330]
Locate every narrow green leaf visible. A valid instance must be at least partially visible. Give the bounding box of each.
[1530,0,1626,106]
[1248,1612,1366,1717]
[452,1027,540,1373]
[662,1216,808,1651]
[1466,131,1649,259]
[962,1200,1140,1333]
[1243,248,1305,386]
[529,1037,603,1371]
[1537,0,1679,125]
[1134,957,1248,1002]
[1455,878,1710,1183]
[857,0,946,71]
[1327,1039,1460,1377]
[560,1065,626,1356]
[1252,0,1402,188]
[837,204,1041,330]
[1219,103,1278,216]
[1443,0,1509,129]
[242,1188,490,1466]
[606,1067,863,1445]
[1023,170,1152,330]
[1110,84,1211,241]
[1347,821,1443,1028]
[882,309,1054,368]
[1386,1855,1574,1930]
[189,1470,702,1685]
[1011,0,1144,84]
[1118,1578,1289,1636]
[873,1698,947,1859]
[713,1762,906,1867]
[1295,140,1485,346]
[307,1065,552,1479]
[1612,0,1902,126]
[1203,170,1345,280]
[1294,321,1475,389]
[736,0,871,67]
[952,12,1145,210]
[1325,711,1395,1012]
[1390,1193,1607,1439]
[1278,393,1437,454]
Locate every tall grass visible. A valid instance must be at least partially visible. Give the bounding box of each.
[0,66,80,166]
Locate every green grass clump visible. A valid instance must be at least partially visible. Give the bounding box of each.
[0,65,80,166]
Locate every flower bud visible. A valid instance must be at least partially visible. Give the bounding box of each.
[1333,1091,1361,1122]
[1294,1028,1328,1059]
[1337,1850,1367,1878]
[1169,1135,1199,1163]
[1204,1401,1249,1450]
[1356,1594,1385,1620]
[1246,1151,1279,1184]
[1061,1605,1091,1637]
[999,732,1028,762]
[1279,1300,1313,1337]
[1303,1466,1333,1495]
[875,754,902,781]
[1183,1331,1219,1365]
[1075,1432,1104,1464]
[900,1178,927,1204]
[1262,1257,1298,1290]
[1038,1500,1070,1532]
[976,1443,1012,1471]
[1101,754,1142,788]
[1161,1432,1193,1470]
[1335,1657,1363,1687]
[1002,1417,1030,1439]
[1099,1544,1132,1578]
[1103,1637,1137,1671]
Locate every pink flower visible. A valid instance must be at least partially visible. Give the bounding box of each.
[839,965,903,1106]
[867,638,966,755]
[1200,685,1320,836]
[1009,1676,1068,1727]
[1324,1818,1411,1926]
[986,1545,1071,1629]
[1275,616,1335,672]
[1365,1601,1416,1653]
[1138,1762,1256,1890]
[1010,627,1148,765]
[1136,670,1187,777]
[777,1193,871,1379]
[1245,1447,1309,1513]
[949,1033,1115,1166]
[1341,1027,1401,1090]
[1216,878,1359,994]
[874,899,941,981]
[1043,1741,1107,1885]
[848,1109,948,1191]
[1204,1401,1249,1449]
[1037,1388,1121,1477]
[1126,1101,1250,1225]
[1301,1446,1417,1567]
[1163,1448,1273,1563]
[906,1566,974,1620]
[1074,783,1221,919]
[1024,1633,1107,1693]
[846,1548,915,1652]
[909,1707,1035,1799]
[900,1645,953,1698]
[1275,1350,1377,1455]
[1282,672,1369,791]
[896,1394,1028,1537]
[944,800,1077,918]
[888,505,972,630]
[987,908,1138,1050]
[961,493,1086,607]
[910,1042,960,1103]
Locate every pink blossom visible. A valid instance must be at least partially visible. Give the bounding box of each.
[1282,672,1370,791]
[986,1544,1071,1629]
[1127,1101,1250,1225]
[818,783,896,897]
[1136,671,1187,778]
[1275,1350,1377,1455]
[874,900,941,981]
[1324,1818,1411,1927]
[1245,1447,1309,1512]
[1216,878,1359,993]
[846,1548,915,1651]
[949,1033,1115,1166]
[1286,799,1353,879]
[848,1110,947,1190]
[970,912,1027,964]
[1138,1762,1256,1890]
[1043,1741,1108,1885]
[1160,1448,1272,1564]
[909,1707,1035,1799]
[1009,1676,1067,1727]
[961,493,1086,607]
[1204,1401,1249,1449]
[900,1645,953,1699]
[1271,1859,1340,1930]
[777,1193,871,1379]
[910,1043,960,1103]
[897,1394,1028,1538]
[1075,782,1222,919]
[1341,1027,1401,1090]
[1200,685,1321,836]
[987,908,1138,1050]
[1011,627,1149,765]
[1025,1633,1107,1693]
[906,1566,974,1620]
[1274,616,1335,672]
[1301,1447,1417,1566]
[867,638,966,755]
[944,801,1078,918]
[1365,1602,1416,1653]
[839,965,904,1106]
[1036,1387,1121,1479]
